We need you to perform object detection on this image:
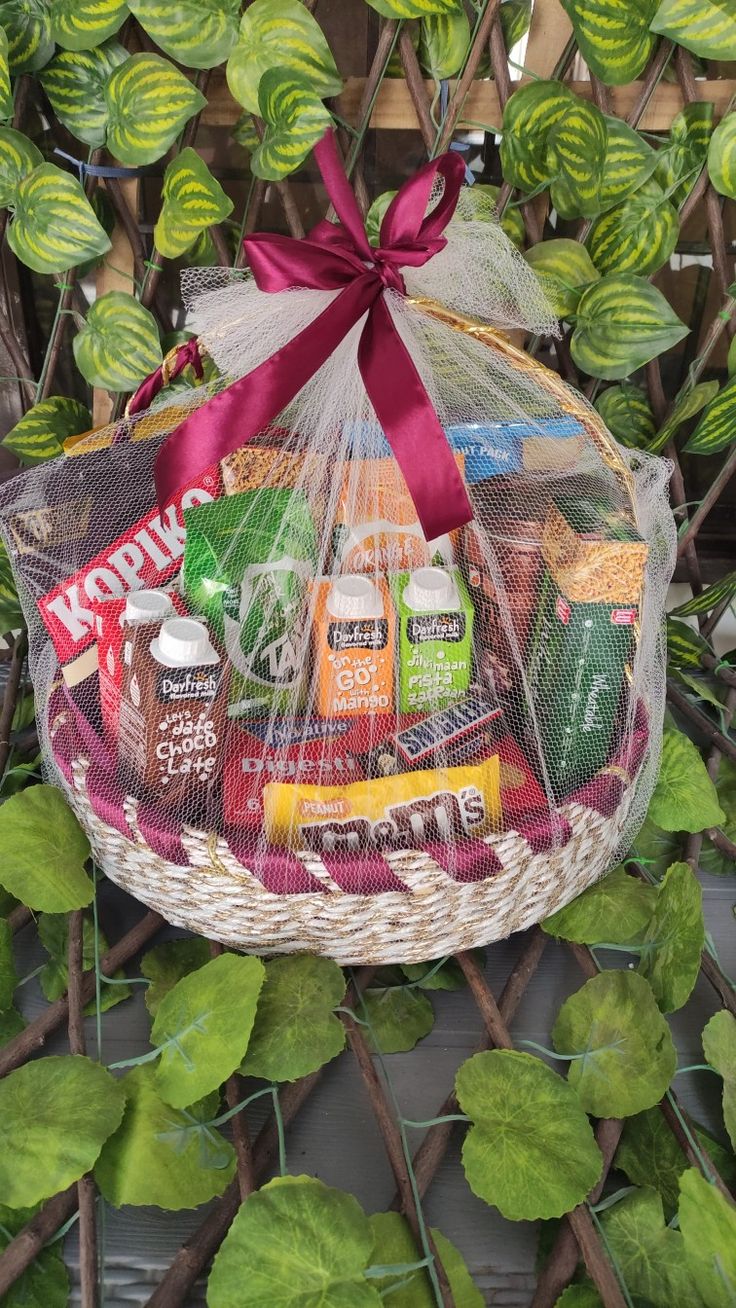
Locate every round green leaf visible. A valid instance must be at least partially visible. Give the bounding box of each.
[232,110,260,152]
[0,27,13,118]
[588,180,679,276]
[0,784,93,911]
[455,1049,602,1221]
[0,538,22,634]
[500,0,531,50]
[418,9,469,78]
[500,79,578,193]
[154,146,233,259]
[73,291,162,392]
[128,0,239,70]
[240,954,345,1082]
[40,39,128,148]
[547,100,608,219]
[362,985,434,1053]
[616,1108,736,1221]
[525,238,600,318]
[253,67,333,181]
[552,970,677,1117]
[702,757,736,876]
[226,0,342,116]
[0,917,16,1010]
[0,1056,125,1207]
[678,1168,736,1308]
[38,912,130,1013]
[598,115,659,211]
[7,162,112,274]
[0,125,42,207]
[559,0,657,85]
[399,956,472,990]
[684,374,736,456]
[0,1204,69,1308]
[363,0,461,17]
[655,101,713,208]
[95,1066,236,1209]
[595,383,655,449]
[0,0,52,72]
[542,864,656,944]
[702,1010,736,1154]
[450,182,526,248]
[650,0,736,61]
[368,1213,483,1308]
[637,861,704,1013]
[207,1175,381,1308]
[105,53,207,167]
[555,1289,603,1308]
[648,727,726,832]
[49,0,128,51]
[152,951,265,1108]
[142,936,211,1016]
[2,396,91,465]
[570,274,688,381]
[600,1186,701,1308]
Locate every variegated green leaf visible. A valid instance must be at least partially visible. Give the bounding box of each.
[154,147,233,258]
[547,100,608,218]
[525,238,600,318]
[588,180,679,276]
[49,0,128,51]
[648,380,720,452]
[418,9,469,78]
[253,67,332,181]
[2,397,91,465]
[560,0,658,85]
[672,571,736,617]
[73,291,162,392]
[0,125,42,206]
[453,182,526,248]
[387,20,419,74]
[655,102,713,208]
[500,80,578,193]
[127,0,239,71]
[40,39,129,148]
[650,0,736,60]
[708,113,736,201]
[599,115,658,210]
[571,274,688,381]
[365,0,462,16]
[595,383,655,449]
[7,163,112,273]
[227,0,342,116]
[105,54,206,167]
[0,538,22,632]
[232,111,260,152]
[366,189,396,246]
[728,333,736,377]
[683,376,736,456]
[0,27,13,119]
[0,0,52,72]
[667,617,713,670]
[500,0,531,49]
[77,187,115,277]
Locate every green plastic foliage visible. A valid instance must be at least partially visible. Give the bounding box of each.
[127,0,239,70]
[546,100,608,219]
[0,1204,69,1308]
[152,952,265,1107]
[2,396,91,464]
[40,39,128,148]
[709,114,736,200]
[455,1049,602,1221]
[650,0,736,60]
[0,126,42,206]
[595,383,655,449]
[500,0,531,50]
[570,274,688,380]
[0,917,16,1011]
[648,728,725,832]
[588,180,679,276]
[207,1175,381,1308]
[554,1289,602,1308]
[154,148,234,258]
[362,985,434,1053]
[500,80,577,193]
[142,937,211,1016]
[651,379,720,452]
[364,0,461,15]
[702,1011,736,1153]
[0,1056,125,1208]
[0,784,93,911]
[616,1108,736,1219]
[525,239,600,318]
[400,956,470,990]
[678,1168,736,1307]
[105,54,207,166]
[684,375,736,456]
[448,182,526,248]
[666,616,713,670]
[95,1066,236,1209]
[0,0,53,72]
[559,0,657,85]
[37,912,130,1013]
[655,102,713,208]
[241,954,345,1082]
[552,970,677,1117]
[598,115,659,210]
[542,864,656,945]
[0,539,22,634]
[0,27,13,118]
[368,1213,483,1307]
[49,0,128,51]
[701,757,736,875]
[7,162,112,274]
[600,1186,702,1308]
[418,9,469,78]
[253,67,333,181]
[638,862,704,1012]
[74,291,163,392]
[227,0,342,116]
[0,1005,24,1043]
[672,571,736,618]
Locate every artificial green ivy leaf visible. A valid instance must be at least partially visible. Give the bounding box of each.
[0,785,93,911]
[500,0,531,49]
[368,1213,483,1308]
[570,274,688,381]
[418,9,469,78]
[232,110,260,152]
[600,1186,702,1308]
[40,39,129,147]
[647,728,725,832]
[240,954,345,1082]
[655,102,713,208]
[554,1288,602,1308]
[629,816,681,878]
[154,147,234,259]
[0,1055,125,1207]
[552,970,677,1117]
[362,985,434,1053]
[674,671,727,719]
[702,1011,736,1153]
[542,864,656,945]
[253,67,333,182]
[547,100,608,219]
[399,956,471,990]
[709,114,736,200]
[0,1203,69,1308]
[37,912,131,1014]
[2,396,92,464]
[447,182,526,248]
[127,0,239,70]
[678,1168,736,1307]
[0,126,42,206]
[0,0,53,72]
[701,758,736,876]
[637,861,704,1012]
[105,53,207,167]
[666,616,714,670]
[95,1066,235,1209]
[0,916,16,1010]
[141,936,211,1016]
[152,951,264,1108]
[0,1005,24,1043]
[651,379,721,453]
[672,572,736,618]
[525,239,600,318]
[588,179,679,276]
[7,163,112,274]
[226,0,342,116]
[49,0,128,51]
[559,0,658,85]
[684,375,736,456]
[500,80,578,193]
[595,383,655,449]
[73,291,162,392]
[0,537,22,634]
[0,26,13,119]
[208,1175,381,1308]
[363,0,462,17]
[650,0,736,61]
[615,1107,736,1220]
[598,115,659,211]
[455,1049,602,1221]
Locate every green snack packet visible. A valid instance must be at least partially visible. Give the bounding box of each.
[183,487,317,715]
[391,566,474,713]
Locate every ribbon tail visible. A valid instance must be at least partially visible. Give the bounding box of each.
[358,296,474,541]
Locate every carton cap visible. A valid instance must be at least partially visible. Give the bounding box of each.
[327,575,383,619]
[125,589,173,623]
[403,566,460,612]
[150,618,220,668]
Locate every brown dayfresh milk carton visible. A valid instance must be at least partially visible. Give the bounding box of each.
[93,588,180,741]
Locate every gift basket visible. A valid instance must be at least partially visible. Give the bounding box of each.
[0,132,676,964]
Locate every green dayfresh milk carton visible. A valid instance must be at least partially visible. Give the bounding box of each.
[391,566,474,713]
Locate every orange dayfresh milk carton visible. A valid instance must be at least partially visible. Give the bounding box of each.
[313,575,394,717]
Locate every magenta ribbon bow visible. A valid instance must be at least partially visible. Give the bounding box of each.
[154,130,473,540]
